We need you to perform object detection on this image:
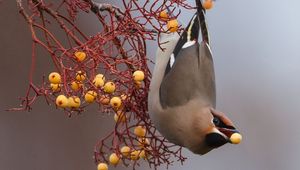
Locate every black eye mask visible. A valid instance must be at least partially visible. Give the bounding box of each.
[213,116,235,130]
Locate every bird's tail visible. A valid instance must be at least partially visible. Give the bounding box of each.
[170,0,210,57]
[195,0,210,44]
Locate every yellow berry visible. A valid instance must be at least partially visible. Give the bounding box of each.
[114,111,126,123]
[95,74,105,81]
[139,150,146,159]
[75,71,86,81]
[70,81,83,91]
[130,150,140,160]
[133,70,145,81]
[138,137,150,147]
[74,51,86,62]
[120,94,127,101]
[109,153,120,165]
[203,0,213,10]
[134,81,142,88]
[120,146,131,157]
[159,11,168,21]
[230,133,242,144]
[55,95,69,108]
[97,163,108,170]
[50,83,61,92]
[167,19,178,32]
[134,126,146,137]
[110,96,122,109]
[93,77,105,88]
[48,72,61,84]
[68,96,81,108]
[100,95,110,105]
[84,90,97,103]
[104,82,116,93]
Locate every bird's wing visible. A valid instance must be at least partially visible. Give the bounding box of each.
[198,42,216,107]
[159,41,215,109]
[159,0,215,109]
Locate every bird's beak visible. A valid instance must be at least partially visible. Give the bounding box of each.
[211,108,242,144]
[218,127,242,144]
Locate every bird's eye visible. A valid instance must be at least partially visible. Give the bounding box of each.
[213,117,220,126]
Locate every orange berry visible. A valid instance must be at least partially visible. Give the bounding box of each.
[130,150,140,160]
[120,146,131,157]
[203,0,214,10]
[93,77,105,88]
[48,72,61,84]
[159,11,168,20]
[109,153,120,165]
[75,71,86,81]
[114,111,126,123]
[68,96,81,108]
[139,150,147,159]
[56,95,69,108]
[50,83,61,92]
[134,81,142,89]
[120,94,127,101]
[95,74,105,81]
[134,126,146,137]
[100,95,110,105]
[70,81,83,91]
[230,133,242,144]
[74,51,86,62]
[167,19,178,32]
[97,163,108,170]
[104,81,116,93]
[84,90,97,103]
[133,70,145,81]
[138,137,150,147]
[110,96,122,109]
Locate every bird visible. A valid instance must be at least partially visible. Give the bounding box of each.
[148,0,242,155]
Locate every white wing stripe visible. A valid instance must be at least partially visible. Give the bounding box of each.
[182,40,196,49]
[170,53,175,68]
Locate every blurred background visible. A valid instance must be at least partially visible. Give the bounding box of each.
[1,0,300,170]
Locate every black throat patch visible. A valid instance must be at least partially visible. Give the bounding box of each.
[205,132,228,148]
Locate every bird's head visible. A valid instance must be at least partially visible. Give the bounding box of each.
[205,108,242,149]
[188,107,242,155]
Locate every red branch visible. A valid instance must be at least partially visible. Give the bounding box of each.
[11,0,195,169]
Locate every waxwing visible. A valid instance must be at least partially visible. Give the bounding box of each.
[148,0,242,155]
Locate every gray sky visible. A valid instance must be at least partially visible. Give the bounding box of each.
[166,0,300,170]
[1,0,300,170]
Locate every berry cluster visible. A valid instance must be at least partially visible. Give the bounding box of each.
[11,0,215,169]
[47,52,146,115]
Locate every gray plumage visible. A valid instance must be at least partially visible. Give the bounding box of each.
[148,0,240,155]
[159,42,215,109]
[149,36,217,154]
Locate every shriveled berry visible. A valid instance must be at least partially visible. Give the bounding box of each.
[74,51,86,62]
[75,71,86,81]
[50,83,61,92]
